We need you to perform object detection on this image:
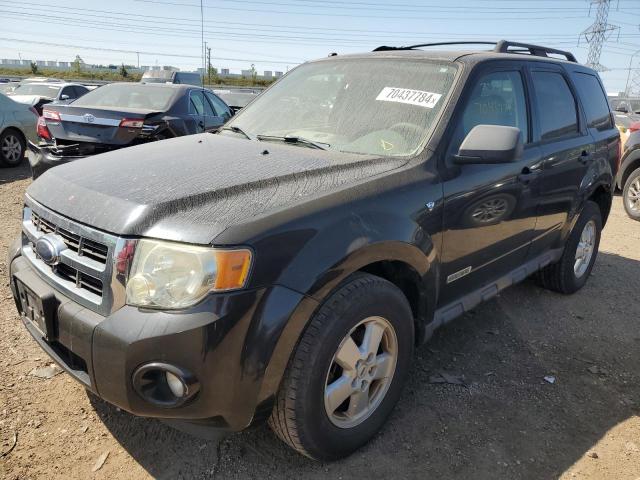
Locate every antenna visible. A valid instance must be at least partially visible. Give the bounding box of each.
[580,0,620,72]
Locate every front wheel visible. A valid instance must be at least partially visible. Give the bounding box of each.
[623,167,640,221]
[536,200,602,294]
[269,273,414,460]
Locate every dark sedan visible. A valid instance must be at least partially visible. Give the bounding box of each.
[29,83,232,178]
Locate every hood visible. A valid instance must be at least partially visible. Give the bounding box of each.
[27,134,405,244]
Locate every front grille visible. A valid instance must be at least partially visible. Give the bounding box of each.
[31,212,108,265]
[22,199,124,316]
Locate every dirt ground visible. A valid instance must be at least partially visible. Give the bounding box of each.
[1,161,640,480]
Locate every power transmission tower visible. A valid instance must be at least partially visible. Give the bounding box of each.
[630,68,640,97]
[580,0,619,72]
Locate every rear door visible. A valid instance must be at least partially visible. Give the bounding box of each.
[525,64,596,257]
[438,62,543,306]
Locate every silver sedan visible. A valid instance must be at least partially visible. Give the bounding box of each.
[0,92,38,167]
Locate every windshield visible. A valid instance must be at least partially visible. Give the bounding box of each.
[12,84,61,98]
[72,84,176,110]
[227,58,457,156]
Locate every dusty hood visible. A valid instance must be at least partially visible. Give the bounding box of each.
[27,134,404,244]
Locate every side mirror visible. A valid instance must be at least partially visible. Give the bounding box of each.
[453,125,523,165]
[60,94,70,100]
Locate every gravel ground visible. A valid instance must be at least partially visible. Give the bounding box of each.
[1,162,640,479]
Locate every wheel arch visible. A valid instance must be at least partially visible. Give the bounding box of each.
[588,184,612,226]
[618,150,640,191]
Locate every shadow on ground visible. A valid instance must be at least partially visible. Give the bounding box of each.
[0,161,31,185]
[91,251,640,479]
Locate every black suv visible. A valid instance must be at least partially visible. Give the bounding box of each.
[8,41,619,461]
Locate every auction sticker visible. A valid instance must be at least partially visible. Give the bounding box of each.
[376,87,442,109]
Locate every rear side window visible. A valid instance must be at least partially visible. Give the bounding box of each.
[531,71,579,141]
[573,73,612,130]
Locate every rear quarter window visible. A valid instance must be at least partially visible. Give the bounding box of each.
[573,72,613,130]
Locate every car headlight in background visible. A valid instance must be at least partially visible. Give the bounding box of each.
[125,239,252,309]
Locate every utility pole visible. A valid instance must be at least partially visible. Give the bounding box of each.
[207,47,212,86]
[136,51,140,69]
[203,41,207,86]
[580,0,619,72]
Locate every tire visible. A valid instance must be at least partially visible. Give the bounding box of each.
[622,166,640,221]
[268,273,414,460]
[536,200,602,294]
[0,129,25,167]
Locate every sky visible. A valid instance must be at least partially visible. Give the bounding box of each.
[1,0,640,93]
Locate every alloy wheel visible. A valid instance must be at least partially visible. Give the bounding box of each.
[574,219,596,278]
[627,175,640,213]
[1,134,22,163]
[324,316,398,429]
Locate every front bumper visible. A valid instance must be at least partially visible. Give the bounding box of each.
[27,141,88,179]
[10,252,307,431]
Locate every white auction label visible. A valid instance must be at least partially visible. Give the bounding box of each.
[376,87,442,109]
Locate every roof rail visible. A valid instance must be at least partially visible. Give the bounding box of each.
[372,39,578,63]
[493,40,577,63]
[373,41,497,52]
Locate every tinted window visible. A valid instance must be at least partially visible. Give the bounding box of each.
[189,90,215,116]
[205,92,230,117]
[573,73,612,130]
[531,71,579,141]
[72,84,175,110]
[73,86,89,98]
[450,70,528,151]
[60,86,75,99]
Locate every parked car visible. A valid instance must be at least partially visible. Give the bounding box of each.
[0,82,19,95]
[141,70,202,86]
[9,41,618,461]
[28,82,232,178]
[0,93,38,167]
[8,82,90,115]
[617,129,640,220]
[613,112,640,147]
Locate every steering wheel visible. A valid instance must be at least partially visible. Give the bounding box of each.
[388,122,425,139]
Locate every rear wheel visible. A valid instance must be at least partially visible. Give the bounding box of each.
[269,273,414,460]
[0,129,25,167]
[623,167,640,221]
[536,200,602,294]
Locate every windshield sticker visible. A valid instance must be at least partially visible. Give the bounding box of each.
[380,139,394,151]
[376,87,442,109]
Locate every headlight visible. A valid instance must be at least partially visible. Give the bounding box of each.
[125,239,252,309]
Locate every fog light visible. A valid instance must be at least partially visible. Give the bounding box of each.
[132,362,199,408]
[165,371,186,398]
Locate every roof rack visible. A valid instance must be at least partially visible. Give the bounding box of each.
[372,40,577,63]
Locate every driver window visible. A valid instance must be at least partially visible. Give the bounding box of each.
[450,70,528,154]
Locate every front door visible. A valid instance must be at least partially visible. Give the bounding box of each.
[438,65,542,306]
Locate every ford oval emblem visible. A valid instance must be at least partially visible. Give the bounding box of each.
[84,113,95,123]
[35,234,67,266]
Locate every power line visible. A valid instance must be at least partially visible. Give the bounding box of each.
[132,0,590,21]
[0,37,301,65]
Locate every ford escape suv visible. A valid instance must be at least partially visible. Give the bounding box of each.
[8,41,618,460]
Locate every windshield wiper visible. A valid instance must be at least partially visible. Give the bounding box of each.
[220,125,256,141]
[256,135,329,150]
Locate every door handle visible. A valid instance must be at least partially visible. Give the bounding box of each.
[517,167,542,184]
[579,150,591,164]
